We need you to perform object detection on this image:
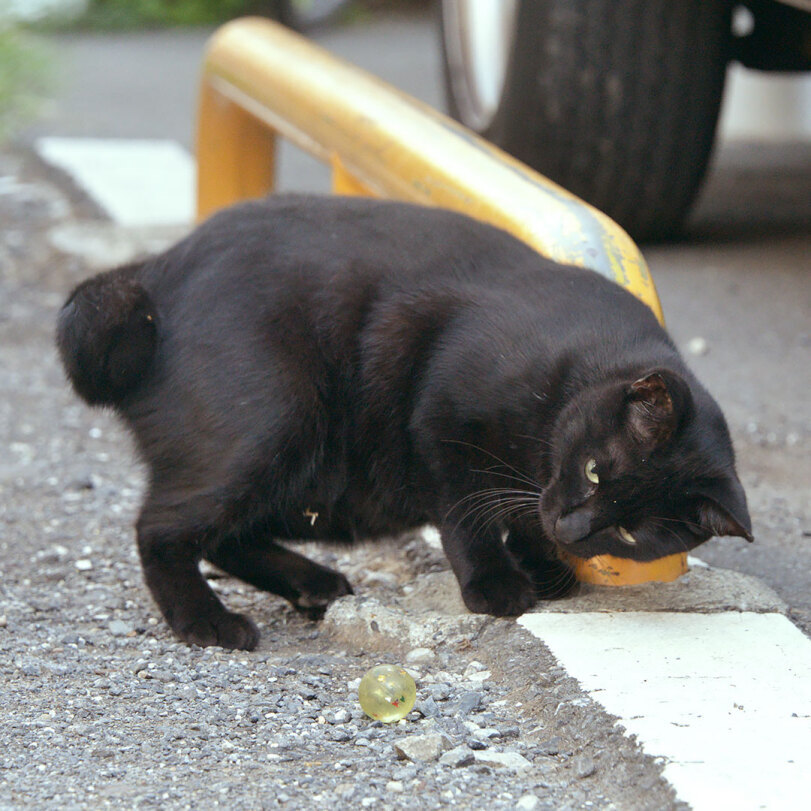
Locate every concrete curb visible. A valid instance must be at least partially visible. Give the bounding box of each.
[397,561,790,617]
[323,562,790,657]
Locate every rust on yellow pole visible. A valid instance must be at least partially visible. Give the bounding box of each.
[195,17,686,586]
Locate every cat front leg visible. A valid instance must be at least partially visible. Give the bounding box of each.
[205,537,353,620]
[137,514,259,650]
[439,512,536,617]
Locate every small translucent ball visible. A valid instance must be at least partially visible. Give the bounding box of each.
[358,664,417,722]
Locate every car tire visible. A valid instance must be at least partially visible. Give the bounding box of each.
[441,0,733,242]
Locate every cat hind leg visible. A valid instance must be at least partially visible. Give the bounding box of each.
[137,511,260,650]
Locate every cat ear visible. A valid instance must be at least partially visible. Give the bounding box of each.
[626,371,690,447]
[693,475,754,542]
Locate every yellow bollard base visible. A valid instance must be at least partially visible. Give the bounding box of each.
[561,551,688,586]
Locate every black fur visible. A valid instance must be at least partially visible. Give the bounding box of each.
[57,196,752,649]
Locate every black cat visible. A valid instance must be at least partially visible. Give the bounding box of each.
[57,196,753,650]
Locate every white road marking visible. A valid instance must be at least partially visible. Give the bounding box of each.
[517,611,811,811]
[35,137,194,226]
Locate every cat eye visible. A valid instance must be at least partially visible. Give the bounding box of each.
[584,458,599,484]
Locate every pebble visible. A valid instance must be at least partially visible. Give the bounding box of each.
[516,795,541,810]
[477,727,501,740]
[329,708,351,725]
[335,781,354,797]
[108,619,134,637]
[453,691,483,717]
[463,661,488,677]
[439,745,476,768]
[405,646,435,665]
[74,559,93,571]
[429,683,451,702]
[537,737,562,756]
[391,764,418,782]
[472,750,533,773]
[575,754,597,779]
[329,727,352,742]
[416,696,441,718]
[393,732,450,763]
[362,571,399,588]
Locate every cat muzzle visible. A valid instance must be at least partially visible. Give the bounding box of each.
[554,508,594,545]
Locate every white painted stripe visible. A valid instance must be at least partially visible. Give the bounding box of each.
[517,612,811,811]
[35,137,195,227]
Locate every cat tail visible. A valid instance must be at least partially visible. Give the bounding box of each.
[56,262,158,406]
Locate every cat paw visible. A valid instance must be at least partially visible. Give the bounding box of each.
[461,568,536,617]
[176,610,260,650]
[291,568,353,621]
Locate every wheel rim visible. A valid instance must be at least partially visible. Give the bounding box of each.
[442,0,517,131]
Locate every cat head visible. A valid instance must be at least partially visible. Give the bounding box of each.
[539,369,753,560]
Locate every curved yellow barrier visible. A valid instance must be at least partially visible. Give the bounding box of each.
[196,17,685,586]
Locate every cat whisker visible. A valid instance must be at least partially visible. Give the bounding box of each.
[524,559,578,598]
[469,467,544,490]
[464,497,538,532]
[441,439,540,489]
[514,433,554,450]
[453,486,539,503]
[446,487,539,522]
[447,488,540,536]
[546,568,576,592]
[473,506,539,539]
[449,488,539,517]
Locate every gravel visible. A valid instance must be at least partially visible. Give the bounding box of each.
[0,148,686,809]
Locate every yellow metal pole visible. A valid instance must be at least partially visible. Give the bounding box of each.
[197,17,663,323]
[330,155,376,197]
[197,79,276,217]
[195,17,685,586]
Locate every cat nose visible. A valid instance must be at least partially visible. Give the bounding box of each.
[554,508,593,544]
